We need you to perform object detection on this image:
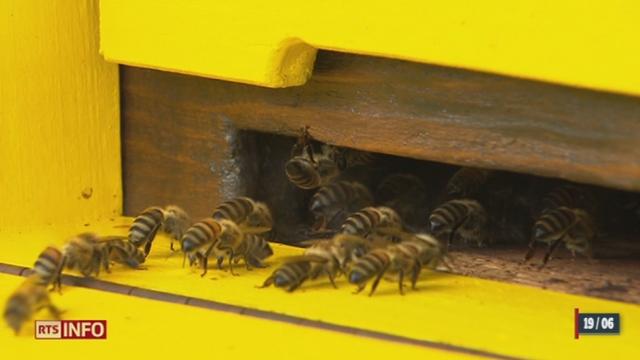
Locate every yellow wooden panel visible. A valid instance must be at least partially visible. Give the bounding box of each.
[101,1,640,95]
[0,0,121,231]
[0,219,637,359]
[0,274,467,359]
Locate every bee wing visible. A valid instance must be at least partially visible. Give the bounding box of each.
[280,254,329,264]
[297,239,331,248]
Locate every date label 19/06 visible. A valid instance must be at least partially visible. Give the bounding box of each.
[575,309,620,339]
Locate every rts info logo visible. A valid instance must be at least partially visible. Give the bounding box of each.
[35,320,107,339]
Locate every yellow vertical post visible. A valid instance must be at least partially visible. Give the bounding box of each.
[0,0,121,230]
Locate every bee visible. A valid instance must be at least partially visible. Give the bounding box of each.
[62,233,109,277]
[309,181,373,231]
[213,197,273,234]
[525,207,596,266]
[180,218,222,276]
[348,233,447,296]
[259,256,319,292]
[446,167,491,198]
[4,275,61,335]
[128,206,165,257]
[428,199,489,247]
[231,234,273,269]
[32,246,65,291]
[162,205,191,251]
[302,234,371,288]
[341,206,403,244]
[102,236,146,269]
[285,153,340,189]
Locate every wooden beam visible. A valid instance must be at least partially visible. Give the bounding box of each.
[121,52,640,197]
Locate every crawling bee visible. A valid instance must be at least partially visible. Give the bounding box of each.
[302,234,371,288]
[102,236,146,269]
[163,205,191,251]
[285,127,341,189]
[231,234,274,269]
[428,199,489,247]
[128,206,165,256]
[32,246,65,291]
[285,152,340,189]
[213,197,273,234]
[348,233,447,296]
[341,206,403,244]
[309,181,373,231]
[180,218,222,276]
[259,256,320,292]
[446,167,491,198]
[525,207,596,266]
[4,275,61,335]
[63,233,109,277]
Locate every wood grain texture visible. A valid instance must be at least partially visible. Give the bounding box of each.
[0,0,121,230]
[121,51,640,201]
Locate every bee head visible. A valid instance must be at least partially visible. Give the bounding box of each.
[429,217,446,234]
[274,274,289,288]
[348,270,367,285]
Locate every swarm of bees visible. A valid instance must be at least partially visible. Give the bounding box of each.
[5,126,633,334]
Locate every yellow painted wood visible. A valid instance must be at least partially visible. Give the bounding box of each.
[0,1,121,231]
[101,1,640,95]
[0,219,638,359]
[0,274,466,359]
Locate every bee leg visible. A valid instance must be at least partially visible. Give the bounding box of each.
[144,240,153,258]
[368,267,389,296]
[524,239,538,262]
[217,256,224,270]
[398,270,405,295]
[353,283,366,294]
[326,269,338,289]
[411,264,421,290]
[257,276,273,289]
[540,239,563,267]
[200,256,209,277]
[48,304,63,319]
[170,240,175,252]
[228,253,238,276]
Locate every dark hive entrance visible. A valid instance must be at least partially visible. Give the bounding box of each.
[246,131,640,303]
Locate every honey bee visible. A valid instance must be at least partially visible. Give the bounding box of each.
[309,181,373,231]
[302,234,371,288]
[259,256,319,292]
[213,197,273,234]
[128,206,165,256]
[102,236,146,269]
[62,233,109,277]
[162,205,191,251]
[428,199,489,247]
[341,206,404,244]
[180,218,222,275]
[231,234,273,269]
[32,246,65,291]
[348,233,447,296]
[446,167,491,198]
[4,275,61,335]
[285,127,340,189]
[525,207,596,266]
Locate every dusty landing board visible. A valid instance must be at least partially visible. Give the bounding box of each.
[0,219,638,359]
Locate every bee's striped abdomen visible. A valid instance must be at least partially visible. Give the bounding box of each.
[33,246,64,286]
[213,197,254,223]
[341,207,382,236]
[285,157,322,189]
[181,218,221,254]
[128,206,164,250]
[532,206,577,244]
[348,249,391,285]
